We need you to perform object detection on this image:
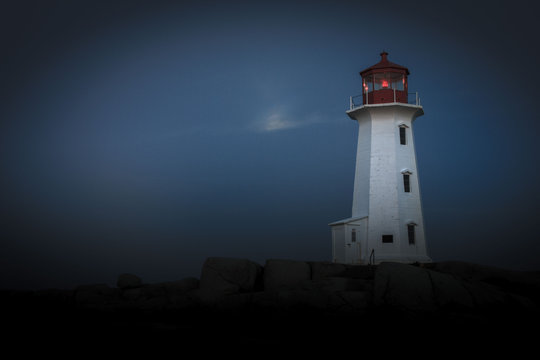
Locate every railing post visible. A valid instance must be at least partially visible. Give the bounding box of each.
[416,92,419,106]
[393,88,396,103]
[350,96,353,110]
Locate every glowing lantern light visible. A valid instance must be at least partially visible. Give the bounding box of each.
[381,79,389,88]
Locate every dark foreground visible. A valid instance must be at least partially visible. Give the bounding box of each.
[2,259,540,354]
[2,296,538,354]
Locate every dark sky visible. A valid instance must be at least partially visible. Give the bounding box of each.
[1,0,539,289]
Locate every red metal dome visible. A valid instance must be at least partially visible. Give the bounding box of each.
[360,52,409,105]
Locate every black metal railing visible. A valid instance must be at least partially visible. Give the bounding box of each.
[369,249,375,265]
[349,91,421,110]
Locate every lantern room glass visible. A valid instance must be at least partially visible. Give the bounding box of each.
[363,72,407,93]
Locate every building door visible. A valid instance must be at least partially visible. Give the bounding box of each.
[346,226,362,264]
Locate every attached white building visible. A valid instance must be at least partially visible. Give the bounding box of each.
[330,52,431,265]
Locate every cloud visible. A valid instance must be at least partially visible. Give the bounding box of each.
[258,112,299,132]
[252,110,325,133]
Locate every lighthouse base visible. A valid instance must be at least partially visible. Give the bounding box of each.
[366,254,432,265]
[330,216,431,265]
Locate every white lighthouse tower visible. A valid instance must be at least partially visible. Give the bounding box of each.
[330,52,431,265]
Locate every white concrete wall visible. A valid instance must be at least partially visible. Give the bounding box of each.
[351,116,371,218]
[345,218,367,264]
[330,217,368,264]
[332,225,346,263]
[347,104,430,263]
[396,119,428,261]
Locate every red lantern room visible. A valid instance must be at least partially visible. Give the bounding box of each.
[360,51,409,105]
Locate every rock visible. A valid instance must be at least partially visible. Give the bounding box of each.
[302,277,370,292]
[428,269,474,308]
[251,291,279,309]
[461,280,507,307]
[200,257,262,295]
[327,291,371,312]
[159,278,199,309]
[215,293,254,310]
[275,289,312,309]
[309,262,347,280]
[374,262,437,312]
[429,261,540,301]
[168,293,198,310]
[117,273,142,289]
[373,262,523,313]
[264,259,311,292]
[121,287,143,301]
[33,289,74,306]
[137,296,170,311]
[160,277,199,295]
[74,284,120,308]
[342,265,377,280]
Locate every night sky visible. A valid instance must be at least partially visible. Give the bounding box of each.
[1,0,539,290]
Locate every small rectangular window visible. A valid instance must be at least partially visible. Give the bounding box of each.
[382,235,393,243]
[351,229,356,242]
[403,174,411,192]
[407,225,415,245]
[399,127,406,145]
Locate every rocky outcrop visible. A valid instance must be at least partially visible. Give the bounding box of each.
[374,261,540,319]
[263,259,311,292]
[8,258,537,316]
[200,257,262,294]
[117,273,142,289]
[374,262,474,311]
[3,258,540,351]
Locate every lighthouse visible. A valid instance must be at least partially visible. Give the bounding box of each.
[330,52,431,265]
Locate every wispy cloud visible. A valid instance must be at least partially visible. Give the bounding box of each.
[252,109,326,133]
[258,112,299,132]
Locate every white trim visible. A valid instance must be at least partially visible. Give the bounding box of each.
[328,216,368,226]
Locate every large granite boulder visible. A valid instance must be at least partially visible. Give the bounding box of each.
[200,257,263,295]
[372,262,535,313]
[118,277,200,310]
[374,262,437,312]
[74,284,120,308]
[117,273,142,290]
[160,277,199,294]
[428,261,540,301]
[309,262,347,280]
[309,262,375,281]
[301,277,370,292]
[264,259,311,292]
[326,291,371,313]
[427,268,474,308]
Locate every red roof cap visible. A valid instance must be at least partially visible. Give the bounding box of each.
[360,51,410,76]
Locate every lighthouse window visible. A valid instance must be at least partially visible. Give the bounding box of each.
[351,229,356,242]
[392,75,405,91]
[382,235,393,243]
[407,224,416,245]
[403,174,411,192]
[399,127,407,145]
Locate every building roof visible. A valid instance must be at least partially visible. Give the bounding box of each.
[359,51,410,76]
